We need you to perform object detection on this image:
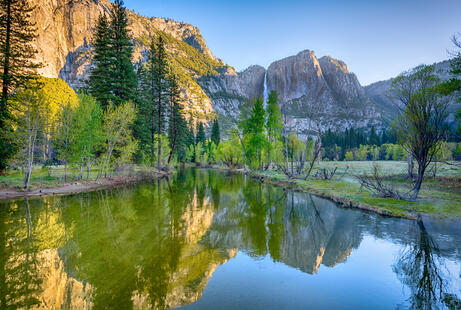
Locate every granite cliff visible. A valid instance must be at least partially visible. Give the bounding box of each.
[31,0,389,131]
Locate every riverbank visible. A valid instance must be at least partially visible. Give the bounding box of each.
[248,163,461,220]
[0,170,171,201]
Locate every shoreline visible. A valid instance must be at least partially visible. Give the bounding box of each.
[0,171,171,201]
[248,171,420,220]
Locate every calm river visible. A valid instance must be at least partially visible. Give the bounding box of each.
[0,168,460,309]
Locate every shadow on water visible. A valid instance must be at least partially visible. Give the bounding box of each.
[0,168,459,309]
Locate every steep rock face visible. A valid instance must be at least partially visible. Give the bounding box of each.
[318,56,366,105]
[31,0,226,121]
[197,65,265,128]
[266,50,381,133]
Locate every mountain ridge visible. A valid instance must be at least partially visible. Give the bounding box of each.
[31,0,402,132]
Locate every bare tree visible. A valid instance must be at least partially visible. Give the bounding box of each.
[390,65,450,199]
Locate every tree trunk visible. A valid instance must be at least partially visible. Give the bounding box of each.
[24,129,37,189]
[407,151,414,179]
[411,160,427,200]
[1,0,12,110]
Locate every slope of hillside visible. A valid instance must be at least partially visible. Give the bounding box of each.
[365,60,460,129]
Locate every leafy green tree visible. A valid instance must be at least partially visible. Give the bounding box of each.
[167,74,187,164]
[87,13,113,109]
[344,151,354,161]
[217,131,244,169]
[265,91,283,166]
[210,119,220,146]
[243,97,267,169]
[53,103,74,181]
[71,94,104,180]
[391,65,448,199]
[11,79,45,188]
[99,101,137,177]
[0,0,41,171]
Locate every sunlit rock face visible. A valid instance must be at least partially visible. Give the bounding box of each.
[30,0,226,122]
[266,50,381,133]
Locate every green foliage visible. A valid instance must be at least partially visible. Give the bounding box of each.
[100,101,138,176]
[243,97,267,169]
[265,91,283,142]
[217,132,243,169]
[194,141,207,166]
[136,35,170,167]
[196,122,206,145]
[0,0,41,171]
[344,151,354,161]
[211,119,220,146]
[69,94,104,170]
[87,0,137,108]
[168,74,188,163]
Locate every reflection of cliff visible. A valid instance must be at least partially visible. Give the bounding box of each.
[278,194,362,274]
[32,249,93,309]
[202,184,362,274]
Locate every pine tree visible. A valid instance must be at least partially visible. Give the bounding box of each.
[167,74,187,163]
[186,119,195,162]
[368,126,379,146]
[211,119,220,146]
[109,0,136,105]
[88,13,113,109]
[87,0,136,109]
[196,122,206,145]
[0,0,41,171]
[137,35,169,167]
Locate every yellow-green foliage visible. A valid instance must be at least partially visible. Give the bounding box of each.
[34,76,79,126]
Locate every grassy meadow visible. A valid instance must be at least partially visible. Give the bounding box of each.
[251,161,461,219]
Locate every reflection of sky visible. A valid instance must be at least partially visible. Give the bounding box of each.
[127,0,461,85]
[184,236,453,309]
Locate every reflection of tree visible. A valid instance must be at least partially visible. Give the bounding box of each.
[394,219,461,310]
[0,199,43,308]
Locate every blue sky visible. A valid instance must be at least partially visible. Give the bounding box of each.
[127,0,461,85]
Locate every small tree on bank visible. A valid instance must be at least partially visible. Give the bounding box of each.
[391,65,450,199]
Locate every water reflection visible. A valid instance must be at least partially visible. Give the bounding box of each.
[394,220,461,309]
[0,168,459,309]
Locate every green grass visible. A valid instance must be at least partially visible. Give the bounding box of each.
[0,166,101,190]
[0,165,157,191]
[252,161,461,219]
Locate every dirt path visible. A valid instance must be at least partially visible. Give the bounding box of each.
[0,173,170,201]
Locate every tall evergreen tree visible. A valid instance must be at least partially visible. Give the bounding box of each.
[87,0,136,108]
[87,13,113,109]
[167,74,187,163]
[0,0,41,171]
[211,119,220,145]
[368,126,380,146]
[196,122,206,145]
[110,0,136,105]
[136,36,169,167]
